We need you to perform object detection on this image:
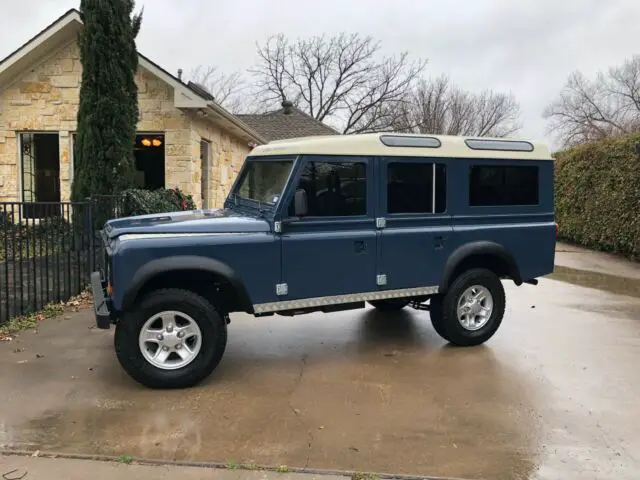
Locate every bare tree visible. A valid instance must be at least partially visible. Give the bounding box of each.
[544,55,640,146]
[188,65,250,113]
[250,33,427,133]
[374,76,521,137]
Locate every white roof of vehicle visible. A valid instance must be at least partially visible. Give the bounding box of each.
[250,133,552,160]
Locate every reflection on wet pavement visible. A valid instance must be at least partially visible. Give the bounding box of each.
[1,276,640,479]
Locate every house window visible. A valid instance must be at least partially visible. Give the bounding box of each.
[469,165,539,206]
[20,133,60,218]
[134,134,165,190]
[200,139,212,208]
[387,162,446,214]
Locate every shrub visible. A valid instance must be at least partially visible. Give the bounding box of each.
[120,188,197,217]
[554,133,640,258]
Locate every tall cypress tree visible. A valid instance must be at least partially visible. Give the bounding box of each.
[72,0,143,201]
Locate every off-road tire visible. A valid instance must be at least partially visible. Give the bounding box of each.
[431,268,505,346]
[115,288,227,389]
[428,296,450,342]
[368,298,410,312]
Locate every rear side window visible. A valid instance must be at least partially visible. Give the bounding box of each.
[387,162,446,214]
[469,165,539,206]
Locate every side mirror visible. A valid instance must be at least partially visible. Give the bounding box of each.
[294,189,308,217]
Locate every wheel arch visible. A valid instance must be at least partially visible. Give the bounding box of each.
[121,256,254,314]
[439,241,522,294]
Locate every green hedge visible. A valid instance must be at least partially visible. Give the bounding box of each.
[554,133,640,258]
[120,188,197,217]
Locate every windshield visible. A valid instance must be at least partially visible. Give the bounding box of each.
[232,158,295,205]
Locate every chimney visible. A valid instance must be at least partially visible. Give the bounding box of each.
[177,68,183,81]
[282,99,293,114]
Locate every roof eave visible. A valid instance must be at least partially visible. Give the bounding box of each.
[204,102,267,145]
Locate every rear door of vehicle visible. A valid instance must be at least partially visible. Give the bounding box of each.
[376,156,453,290]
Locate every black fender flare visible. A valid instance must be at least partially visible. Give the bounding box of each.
[121,255,254,313]
[439,241,522,294]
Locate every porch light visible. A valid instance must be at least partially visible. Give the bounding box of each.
[152,138,162,147]
[141,138,152,147]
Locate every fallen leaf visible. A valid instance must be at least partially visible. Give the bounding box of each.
[318,426,324,430]
[17,360,28,364]
[293,408,300,416]
[349,446,359,452]
[36,353,44,359]
[13,348,24,353]
[32,450,40,457]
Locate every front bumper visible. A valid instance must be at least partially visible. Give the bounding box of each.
[91,271,112,329]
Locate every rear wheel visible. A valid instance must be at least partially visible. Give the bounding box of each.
[430,268,505,346]
[115,288,227,389]
[368,298,410,312]
[429,297,449,341]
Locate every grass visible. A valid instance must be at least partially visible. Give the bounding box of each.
[352,474,379,480]
[225,460,239,470]
[276,465,289,473]
[116,455,134,465]
[0,302,64,338]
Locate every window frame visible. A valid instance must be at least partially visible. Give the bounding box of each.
[227,154,298,213]
[380,156,448,217]
[280,154,374,222]
[467,162,540,208]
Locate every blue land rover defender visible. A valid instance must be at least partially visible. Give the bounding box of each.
[91,133,556,389]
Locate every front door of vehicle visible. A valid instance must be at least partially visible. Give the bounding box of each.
[278,155,377,301]
[377,157,453,290]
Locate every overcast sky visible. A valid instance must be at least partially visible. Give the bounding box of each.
[2,0,639,149]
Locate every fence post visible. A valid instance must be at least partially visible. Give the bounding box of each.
[86,197,95,275]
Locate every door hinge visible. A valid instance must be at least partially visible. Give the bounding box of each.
[376,274,387,286]
[274,221,282,233]
[376,217,386,229]
[276,283,288,296]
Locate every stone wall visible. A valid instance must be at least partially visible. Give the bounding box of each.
[0,39,250,207]
[190,115,251,208]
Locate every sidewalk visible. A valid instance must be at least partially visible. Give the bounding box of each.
[0,455,358,480]
[555,241,640,280]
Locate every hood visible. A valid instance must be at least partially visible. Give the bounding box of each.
[103,208,270,239]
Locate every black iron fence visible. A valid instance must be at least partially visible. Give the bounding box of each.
[0,197,123,325]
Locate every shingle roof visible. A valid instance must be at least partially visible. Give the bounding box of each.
[236,104,340,142]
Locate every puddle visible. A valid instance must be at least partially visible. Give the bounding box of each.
[548,266,640,298]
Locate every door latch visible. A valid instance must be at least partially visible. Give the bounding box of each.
[434,236,445,250]
[354,240,366,253]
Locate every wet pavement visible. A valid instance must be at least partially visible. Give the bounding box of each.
[1,259,640,479]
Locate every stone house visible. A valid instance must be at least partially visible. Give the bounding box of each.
[0,9,268,212]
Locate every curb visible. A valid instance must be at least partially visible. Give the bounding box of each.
[0,448,474,480]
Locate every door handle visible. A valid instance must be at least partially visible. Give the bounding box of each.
[354,240,367,253]
[434,236,445,250]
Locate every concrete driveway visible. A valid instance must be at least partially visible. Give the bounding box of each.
[1,246,639,480]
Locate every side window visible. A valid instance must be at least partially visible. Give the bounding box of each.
[469,165,539,206]
[290,160,367,217]
[387,162,446,214]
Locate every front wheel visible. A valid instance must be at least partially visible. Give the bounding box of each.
[430,268,505,346]
[115,288,227,389]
